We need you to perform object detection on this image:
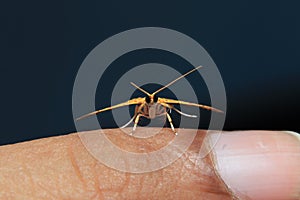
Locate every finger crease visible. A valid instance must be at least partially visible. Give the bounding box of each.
[67,146,86,189]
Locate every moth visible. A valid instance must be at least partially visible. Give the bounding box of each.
[76,66,223,135]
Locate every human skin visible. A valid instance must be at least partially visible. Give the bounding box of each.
[0,128,299,200]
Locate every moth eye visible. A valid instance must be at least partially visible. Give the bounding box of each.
[145,96,151,103]
[153,95,158,102]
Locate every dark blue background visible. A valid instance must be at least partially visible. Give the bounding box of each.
[1,1,299,145]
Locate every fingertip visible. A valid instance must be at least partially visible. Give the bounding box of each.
[208,130,300,200]
[283,130,300,142]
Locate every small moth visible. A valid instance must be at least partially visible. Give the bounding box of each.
[77,66,223,135]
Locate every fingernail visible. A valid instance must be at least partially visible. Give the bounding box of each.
[208,131,300,200]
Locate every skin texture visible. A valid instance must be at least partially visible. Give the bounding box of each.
[0,128,299,199]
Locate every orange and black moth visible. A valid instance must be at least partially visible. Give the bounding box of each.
[76,66,223,135]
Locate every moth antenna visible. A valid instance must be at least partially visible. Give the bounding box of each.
[130,82,151,96]
[152,66,203,95]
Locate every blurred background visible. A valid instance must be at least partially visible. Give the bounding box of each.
[1,1,299,145]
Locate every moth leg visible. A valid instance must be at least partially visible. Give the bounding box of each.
[120,114,136,128]
[172,107,197,118]
[166,113,177,135]
[160,102,197,118]
[121,103,145,129]
[131,113,144,134]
